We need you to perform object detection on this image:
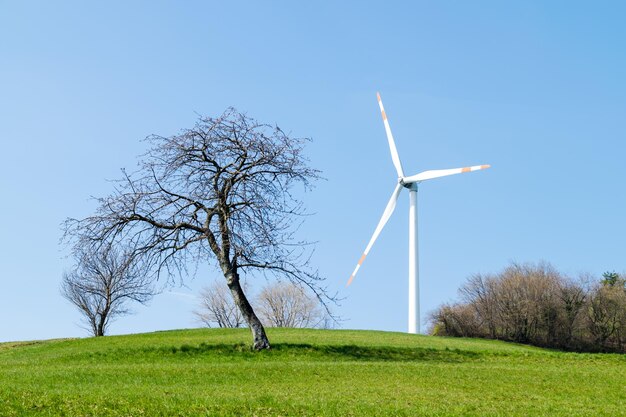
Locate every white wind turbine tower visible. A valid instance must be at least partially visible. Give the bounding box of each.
[347,92,490,334]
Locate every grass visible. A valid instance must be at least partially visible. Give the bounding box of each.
[0,328,624,416]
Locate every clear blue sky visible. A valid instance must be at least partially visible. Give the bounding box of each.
[1,1,625,341]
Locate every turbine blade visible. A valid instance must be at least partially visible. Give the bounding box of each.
[403,164,490,183]
[377,92,405,178]
[347,183,403,286]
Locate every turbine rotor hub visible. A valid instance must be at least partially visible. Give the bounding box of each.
[399,177,417,189]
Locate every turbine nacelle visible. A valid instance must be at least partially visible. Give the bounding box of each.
[399,178,416,189]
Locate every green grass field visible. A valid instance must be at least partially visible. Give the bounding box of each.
[0,328,624,416]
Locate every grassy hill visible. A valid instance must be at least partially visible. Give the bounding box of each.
[0,328,624,416]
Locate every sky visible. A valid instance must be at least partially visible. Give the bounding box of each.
[1,1,625,342]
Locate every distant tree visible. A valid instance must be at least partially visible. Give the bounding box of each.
[256,281,329,328]
[586,283,626,350]
[557,277,587,347]
[194,280,245,328]
[493,263,562,345]
[601,271,625,288]
[61,246,155,336]
[459,273,499,338]
[63,108,329,349]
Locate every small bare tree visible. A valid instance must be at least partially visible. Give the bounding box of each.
[255,281,328,328]
[194,280,245,328]
[63,108,328,349]
[61,246,155,336]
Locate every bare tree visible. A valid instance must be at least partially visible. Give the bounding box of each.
[63,108,328,349]
[557,276,587,347]
[586,283,626,350]
[61,246,155,336]
[492,262,562,345]
[459,273,499,338]
[255,281,328,328]
[194,280,245,328]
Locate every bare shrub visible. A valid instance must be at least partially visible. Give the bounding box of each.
[429,303,484,338]
[193,281,245,328]
[255,282,328,328]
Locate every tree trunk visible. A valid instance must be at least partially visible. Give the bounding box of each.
[96,314,106,337]
[90,318,99,338]
[226,272,270,350]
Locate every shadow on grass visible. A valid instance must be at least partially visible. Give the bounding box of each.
[164,342,482,362]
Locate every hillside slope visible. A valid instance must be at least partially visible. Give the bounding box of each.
[0,328,624,416]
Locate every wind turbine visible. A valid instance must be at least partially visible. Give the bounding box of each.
[347,92,490,334]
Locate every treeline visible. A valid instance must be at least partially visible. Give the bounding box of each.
[429,262,626,353]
